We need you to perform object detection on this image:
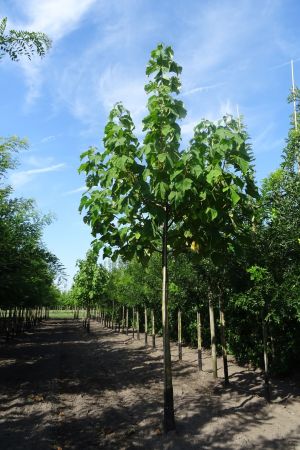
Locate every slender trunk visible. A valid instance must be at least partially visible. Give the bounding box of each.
[144,307,148,346]
[197,311,202,371]
[132,307,135,339]
[112,300,115,330]
[219,298,229,385]
[209,291,217,379]
[122,306,125,333]
[162,210,175,432]
[136,309,140,340]
[262,311,271,402]
[151,309,156,349]
[126,308,129,335]
[178,310,182,361]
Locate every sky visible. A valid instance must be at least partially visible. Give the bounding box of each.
[1,0,300,287]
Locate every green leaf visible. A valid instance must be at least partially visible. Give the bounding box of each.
[206,167,222,185]
[162,125,172,136]
[158,153,167,163]
[206,207,218,221]
[192,165,203,177]
[168,191,176,201]
[236,157,249,174]
[143,168,151,181]
[159,181,168,198]
[229,186,241,205]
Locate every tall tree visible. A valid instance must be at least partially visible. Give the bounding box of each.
[79,44,257,431]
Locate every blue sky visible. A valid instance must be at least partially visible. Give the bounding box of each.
[1,0,299,287]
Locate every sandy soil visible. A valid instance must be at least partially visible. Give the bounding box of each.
[0,319,299,450]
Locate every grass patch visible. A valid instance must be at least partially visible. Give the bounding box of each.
[49,310,85,319]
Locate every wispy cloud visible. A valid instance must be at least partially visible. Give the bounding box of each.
[15,0,98,41]
[10,163,65,188]
[269,58,300,71]
[13,0,99,105]
[219,99,235,117]
[40,135,57,144]
[182,83,225,97]
[63,186,86,196]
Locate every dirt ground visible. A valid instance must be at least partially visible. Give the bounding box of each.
[0,319,299,450]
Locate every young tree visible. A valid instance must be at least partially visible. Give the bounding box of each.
[79,44,257,431]
[0,17,51,61]
[72,250,108,317]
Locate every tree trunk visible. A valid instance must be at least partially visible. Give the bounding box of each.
[112,300,115,330]
[219,298,229,385]
[136,309,140,340]
[197,311,202,371]
[144,307,148,346]
[208,291,217,379]
[151,309,156,349]
[126,308,129,335]
[132,307,135,339]
[178,310,182,361]
[122,306,125,333]
[262,311,271,402]
[162,211,175,432]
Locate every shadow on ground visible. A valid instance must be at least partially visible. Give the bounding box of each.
[0,319,299,449]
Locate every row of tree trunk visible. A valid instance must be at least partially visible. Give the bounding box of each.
[0,307,48,341]
[84,307,210,376]
[82,303,270,401]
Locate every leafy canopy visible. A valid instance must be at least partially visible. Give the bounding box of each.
[79,44,257,264]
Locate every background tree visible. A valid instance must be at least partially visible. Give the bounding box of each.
[71,250,108,318]
[0,138,65,309]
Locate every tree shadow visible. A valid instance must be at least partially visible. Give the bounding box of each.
[0,319,299,449]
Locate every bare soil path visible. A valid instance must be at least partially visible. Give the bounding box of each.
[0,319,299,449]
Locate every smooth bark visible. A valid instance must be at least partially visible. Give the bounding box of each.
[144,307,148,346]
[151,309,156,349]
[219,298,229,385]
[262,311,271,402]
[178,310,182,361]
[197,311,202,371]
[209,291,217,379]
[162,211,175,432]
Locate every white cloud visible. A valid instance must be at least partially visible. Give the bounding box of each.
[15,0,98,40]
[40,135,57,144]
[182,83,225,97]
[56,57,147,134]
[26,155,55,167]
[10,163,66,188]
[219,99,235,117]
[13,0,99,105]
[181,119,200,137]
[63,186,86,196]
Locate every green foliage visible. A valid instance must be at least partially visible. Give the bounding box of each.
[79,44,257,264]
[0,17,51,61]
[0,136,27,183]
[0,193,65,307]
[70,250,108,311]
[0,140,65,308]
[78,43,300,378]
